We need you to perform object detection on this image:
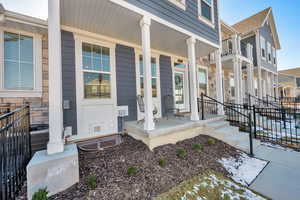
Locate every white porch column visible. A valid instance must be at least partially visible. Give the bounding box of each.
[140,16,155,130]
[215,49,224,115]
[187,37,199,121]
[255,30,263,99]
[247,63,254,97]
[270,73,275,96]
[233,58,241,104]
[239,60,244,103]
[47,0,64,155]
[231,34,238,55]
[275,74,279,98]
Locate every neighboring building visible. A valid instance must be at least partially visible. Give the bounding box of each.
[232,7,280,99]
[278,68,300,98]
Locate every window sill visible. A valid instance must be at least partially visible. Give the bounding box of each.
[0,90,42,98]
[168,0,186,10]
[198,16,215,28]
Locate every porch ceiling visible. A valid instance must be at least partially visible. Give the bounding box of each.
[60,0,215,58]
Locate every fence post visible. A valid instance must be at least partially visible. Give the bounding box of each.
[201,93,204,120]
[253,106,257,139]
[281,101,287,129]
[248,93,251,106]
[248,112,254,157]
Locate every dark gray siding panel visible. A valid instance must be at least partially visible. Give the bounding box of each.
[259,23,277,72]
[61,30,77,135]
[116,44,137,130]
[159,55,173,117]
[242,35,257,66]
[125,0,219,44]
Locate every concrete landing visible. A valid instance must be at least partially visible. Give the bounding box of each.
[250,145,300,200]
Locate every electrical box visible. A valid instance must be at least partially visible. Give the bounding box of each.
[117,106,129,117]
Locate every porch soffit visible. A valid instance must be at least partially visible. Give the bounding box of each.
[60,0,216,58]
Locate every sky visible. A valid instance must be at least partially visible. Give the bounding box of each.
[0,0,299,70]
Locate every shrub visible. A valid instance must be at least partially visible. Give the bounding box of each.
[32,188,48,200]
[176,148,187,158]
[158,158,167,167]
[127,167,138,176]
[192,144,203,152]
[207,138,216,145]
[87,174,97,190]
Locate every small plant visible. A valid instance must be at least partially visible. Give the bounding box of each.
[207,138,216,145]
[158,158,167,167]
[127,167,138,176]
[87,174,97,190]
[32,188,48,200]
[192,144,203,152]
[176,148,187,158]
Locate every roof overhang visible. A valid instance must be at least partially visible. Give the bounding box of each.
[262,8,281,50]
[60,0,218,58]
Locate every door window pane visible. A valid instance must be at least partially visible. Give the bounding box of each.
[139,56,157,97]
[175,72,184,104]
[198,68,207,95]
[84,72,111,99]
[4,32,34,90]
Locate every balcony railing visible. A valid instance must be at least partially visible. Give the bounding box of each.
[222,38,233,57]
[221,38,253,60]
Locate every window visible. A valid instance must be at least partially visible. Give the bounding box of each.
[198,0,214,25]
[267,42,272,63]
[198,68,208,96]
[168,0,186,10]
[260,36,266,59]
[139,55,157,97]
[0,30,42,97]
[229,76,235,97]
[82,42,111,99]
[4,32,33,90]
[272,47,276,65]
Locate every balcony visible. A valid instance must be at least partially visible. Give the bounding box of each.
[221,38,253,60]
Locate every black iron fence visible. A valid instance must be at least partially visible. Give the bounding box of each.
[0,105,31,200]
[198,94,254,156]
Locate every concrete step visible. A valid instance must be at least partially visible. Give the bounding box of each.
[205,120,230,130]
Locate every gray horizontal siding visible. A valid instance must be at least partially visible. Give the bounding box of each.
[242,35,257,66]
[159,55,173,117]
[116,44,137,130]
[259,23,277,72]
[61,30,77,135]
[125,0,219,44]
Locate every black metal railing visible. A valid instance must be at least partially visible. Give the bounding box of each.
[253,105,300,149]
[0,104,19,116]
[199,93,254,156]
[0,105,31,200]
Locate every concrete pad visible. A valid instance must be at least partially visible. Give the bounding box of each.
[27,144,79,199]
[255,146,300,169]
[250,162,300,200]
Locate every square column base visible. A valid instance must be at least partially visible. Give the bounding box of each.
[26,144,79,199]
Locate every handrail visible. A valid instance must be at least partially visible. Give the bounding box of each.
[202,93,249,118]
[0,105,29,120]
[247,93,280,108]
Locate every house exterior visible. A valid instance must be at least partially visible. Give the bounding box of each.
[232,8,280,99]
[278,68,300,98]
[0,0,226,152]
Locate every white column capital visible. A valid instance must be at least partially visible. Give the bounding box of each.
[140,16,151,27]
[187,36,196,46]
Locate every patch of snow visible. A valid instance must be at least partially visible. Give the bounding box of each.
[218,152,268,186]
[261,141,296,152]
[179,172,266,200]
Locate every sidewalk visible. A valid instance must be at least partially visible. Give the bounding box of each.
[250,145,300,200]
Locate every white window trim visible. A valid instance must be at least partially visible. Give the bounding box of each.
[0,27,42,98]
[267,42,272,64]
[272,46,276,65]
[260,36,266,60]
[197,65,209,96]
[168,0,186,10]
[197,0,215,28]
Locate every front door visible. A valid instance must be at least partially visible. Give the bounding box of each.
[75,39,117,139]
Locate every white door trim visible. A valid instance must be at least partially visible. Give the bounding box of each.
[172,57,189,112]
[72,34,117,140]
[134,49,161,120]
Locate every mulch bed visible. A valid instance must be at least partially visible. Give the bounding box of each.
[19,134,240,200]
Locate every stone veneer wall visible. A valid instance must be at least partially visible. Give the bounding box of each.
[0,36,49,125]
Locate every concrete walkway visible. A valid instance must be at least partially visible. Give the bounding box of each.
[250,145,300,200]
